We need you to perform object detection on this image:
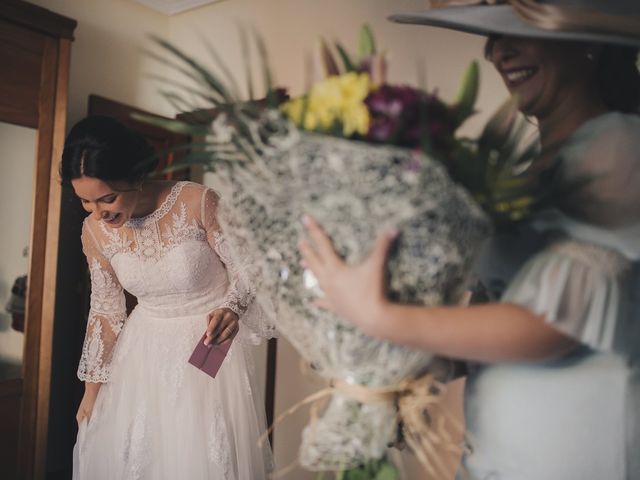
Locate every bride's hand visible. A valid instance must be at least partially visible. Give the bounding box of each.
[205,308,239,345]
[76,383,101,425]
[298,215,398,337]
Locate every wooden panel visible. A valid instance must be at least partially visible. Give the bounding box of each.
[0,19,44,128]
[0,0,77,40]
[0,379,22,480]
[35,36,70,480]
[17,34,68,480]
[17,37,58,480]
[265,338,278,446]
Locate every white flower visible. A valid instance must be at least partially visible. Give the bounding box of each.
[207,113,234,144]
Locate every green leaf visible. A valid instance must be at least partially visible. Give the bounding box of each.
[160,90,200,114]
[253,30,275,104]
[375,463,399,480]
[454,61,479,126]
[344,470,367,480]
[238,26,255,100]
[130,113,210,136]
[358,24,376,58]
[144,49,228,105]
[146,74,224,107]
[335,41,356,72]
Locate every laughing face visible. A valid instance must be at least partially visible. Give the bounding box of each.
[486,36,597,118]
[72,176,141,229]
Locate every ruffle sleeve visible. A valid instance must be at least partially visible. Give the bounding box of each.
[502,239,634,355]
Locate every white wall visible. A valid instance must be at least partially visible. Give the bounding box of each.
[0,123,37,366]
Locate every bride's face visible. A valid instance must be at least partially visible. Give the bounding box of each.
[486,36,596,118]
[72,175,140,228]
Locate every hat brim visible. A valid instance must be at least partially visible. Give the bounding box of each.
[389,6,640,48]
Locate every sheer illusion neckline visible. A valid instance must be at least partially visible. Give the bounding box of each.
[124,181,187,227]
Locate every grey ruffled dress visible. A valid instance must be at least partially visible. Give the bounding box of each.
[461,112,640,480]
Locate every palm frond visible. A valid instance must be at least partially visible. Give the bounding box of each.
[200,33,243,100]
[144,48,229,105]
[147,74,225,108]
[150,35,235,103]
[238,25,256,100]
[131,113,210,136]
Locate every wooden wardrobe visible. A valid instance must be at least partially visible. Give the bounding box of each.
[0,1,76,478]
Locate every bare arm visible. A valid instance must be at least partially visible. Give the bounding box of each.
[299,215,579,364]
[370,302,579,363]
[76,382,102,425]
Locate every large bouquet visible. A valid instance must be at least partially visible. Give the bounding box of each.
[142,26,537,478]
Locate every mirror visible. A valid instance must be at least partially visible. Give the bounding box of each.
[0,121,36,382]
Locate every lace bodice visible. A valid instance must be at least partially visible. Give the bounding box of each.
[78,181,260,383]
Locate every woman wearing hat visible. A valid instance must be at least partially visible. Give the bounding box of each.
[300,1,640,478]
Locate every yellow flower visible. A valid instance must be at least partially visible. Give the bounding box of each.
[280,72,372,136]
[281,97,305,125]
[337,72,371,106]
[342,102,369,136]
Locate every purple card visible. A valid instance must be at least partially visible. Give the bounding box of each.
[188,333,233,378]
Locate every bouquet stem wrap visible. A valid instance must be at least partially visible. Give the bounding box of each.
[260,373,464,478]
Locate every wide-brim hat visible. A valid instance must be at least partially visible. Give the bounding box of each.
[390,1,640,48]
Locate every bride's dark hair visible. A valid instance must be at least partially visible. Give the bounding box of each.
[60,116,158,186]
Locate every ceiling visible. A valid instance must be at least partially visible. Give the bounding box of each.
[129,0,222,15]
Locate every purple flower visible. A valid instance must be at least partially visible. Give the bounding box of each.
[363,84,455,151]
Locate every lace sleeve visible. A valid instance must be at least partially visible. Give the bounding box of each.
[77,221,127,383]
[200,187,277,343]
[201,188,254,316]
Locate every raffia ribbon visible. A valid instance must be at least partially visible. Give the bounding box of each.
[429,0,640,38]
[259,372,464,479]
[334,374,464,478]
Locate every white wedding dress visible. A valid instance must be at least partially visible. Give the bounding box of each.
[72,181,275,480]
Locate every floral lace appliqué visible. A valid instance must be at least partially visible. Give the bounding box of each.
[207,405,232,477]
[163,202,207,248]
[88,258,127,315]
[77,310,127,382]
[99,221,134,260]
[122,405,149,480]
[78,317,107,381]
[97,190,207,263]
[78,258,128,383]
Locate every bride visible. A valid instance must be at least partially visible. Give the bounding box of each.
[61,115,275,479]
